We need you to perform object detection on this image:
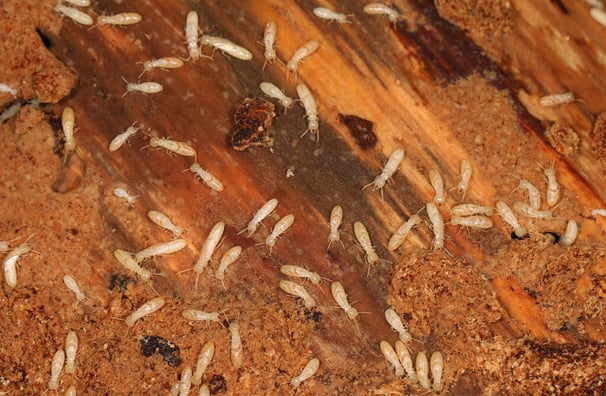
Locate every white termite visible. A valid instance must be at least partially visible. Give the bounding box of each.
[384,308,412,344]
[363,3,400,23]
[279,280,316,309]
[63,275,91,305]
[113,187,138,206]
[63,0,91,7]
[280,265,321,285]
[328,205,344,249]
[54,3,94,25]
[134,239,187,263]
[62,106,76,152]
[591,208,606,217]
[496,201,527,238]
[266,214,295,254]
[215,245,242,284]
[123,80,163,96]
[585,0,604,9]
[48,349,65,390]
[426,202,445,249]
[189,163,223,192]
[353,221,379,274]
[544,164,561,207]
[64,331,78,374]
[65,385,77,396]
[380,341,404,377]
[198,385,210,396]
[558,220,578,246]
[429,169,445,204]
[291,358,320,388]
[591,6,606,26]
[109,122,142,152]
[518,179,541,210]
[179,366,192,396]
[364,148,404,192]
[201,35,253,60]
[140,57,184,76]
[114,249,152,282]
[430,351,444,393]
[170,382,180,396]
[124,297,166,327]
[229,321,244,369]
[451,203,493,217]
[0,83,17,97]
[185,11,200,60]
[388,214,421,251]
[149,137,196,157]
[296,83,319,140]
[450,215,494,229]
[416,351,431,389]
[263,21,278,67]
[313,7,351,23]
[193,221,225,287]
[540,92,574,106]
[181,309,223,324]
[0,240,10,254]
[331,281,358,320]
[512,202,553,220]
[3,241,31,288]
[240,198,278,237]
[97,12,142,26]
[287,40,319,75]
[395,340,418,384]
[148,210,184,238]
[192,341,215,385]
[454,159,472,197]
[260,82,293,111]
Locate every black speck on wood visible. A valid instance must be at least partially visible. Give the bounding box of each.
[338,114,377,149]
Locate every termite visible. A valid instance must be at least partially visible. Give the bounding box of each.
[185,11,201,60]
[189,163,224,192]
[114,249,152,282]
[199,385,210,396]
[3,236,34,289]
[134,239,187,263]
[63,275,92,305]
[512,202,553,220]
[97,13,142,26]
[388,214,421,251]
[591,7,606,26]
[240,198,278,237]
[181,309,223,324]
[363,148,404,193]
[591,208,606,217]
[179,366,192,396]
[430,351,444,393]
[201,35,253,60]
[312,7,351,23]
[517,179,541,210]
[229,321,244,369]
[543,164,561,207]
[123,80,163,96]
[65,385,77,396]
[496,201,527,238]
[215,245,243,285]
[48,349,65,390]
[429,169,445,204]
[280,265,321,285]
[193,221,225,288]
[331,281,358,320]
[296,83,319,141]
[353,221,379,275]
[64,331,78,374]
[540,92,574,106]
[266,214,295,254]
[113,187,138,207]
[62,106,76,152]
[363,3,400,23]
[148,210,184,238]
[109,122,142,152]
[327,205,344,249]
[291,358,319,388]
[148,137,196,158]
[260,82,293,112]
[63,0,91,6]
[426,202,445,249]
[139,57,184,77]
[395,340,418,384]
[192,341,215,385]
[54,3,94,25]
[125,297,166,327]
[263,21,279,68]
[451,203,493,217]
[279,280,316,309]
[380,341,404,377]
[416,351,431,389]
[287,40,319,76]
[454,159,472,197]
[384,308,412,344]
[169,382,180,396]
[558,220,578,246]
[0,83,17,97]
[450,215,494,229]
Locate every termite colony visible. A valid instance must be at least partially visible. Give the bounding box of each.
[2,0,601,394]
